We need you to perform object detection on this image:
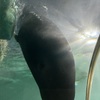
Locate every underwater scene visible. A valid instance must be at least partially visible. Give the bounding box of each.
[0,0,100,100]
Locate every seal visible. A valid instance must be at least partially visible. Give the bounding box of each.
[15,12,75,100]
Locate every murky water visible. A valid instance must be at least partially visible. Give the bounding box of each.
[0,0,100,100]
[0,36,99,100]
[0,38,41,100]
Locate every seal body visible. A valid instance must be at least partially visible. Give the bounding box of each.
[15,13,75,100]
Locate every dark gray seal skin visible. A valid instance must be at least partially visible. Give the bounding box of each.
[15,13,75,100]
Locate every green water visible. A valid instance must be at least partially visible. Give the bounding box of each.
[0,37,99,100]
[0,38,41,100]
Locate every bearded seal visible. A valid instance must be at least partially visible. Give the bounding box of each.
[15,12,75,100]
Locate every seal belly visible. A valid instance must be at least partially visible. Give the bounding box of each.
[15,13,75,100]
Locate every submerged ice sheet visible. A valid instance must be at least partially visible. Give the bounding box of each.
[0,0,16,39]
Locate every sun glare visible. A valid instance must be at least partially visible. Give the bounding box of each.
[84,30,99,38]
